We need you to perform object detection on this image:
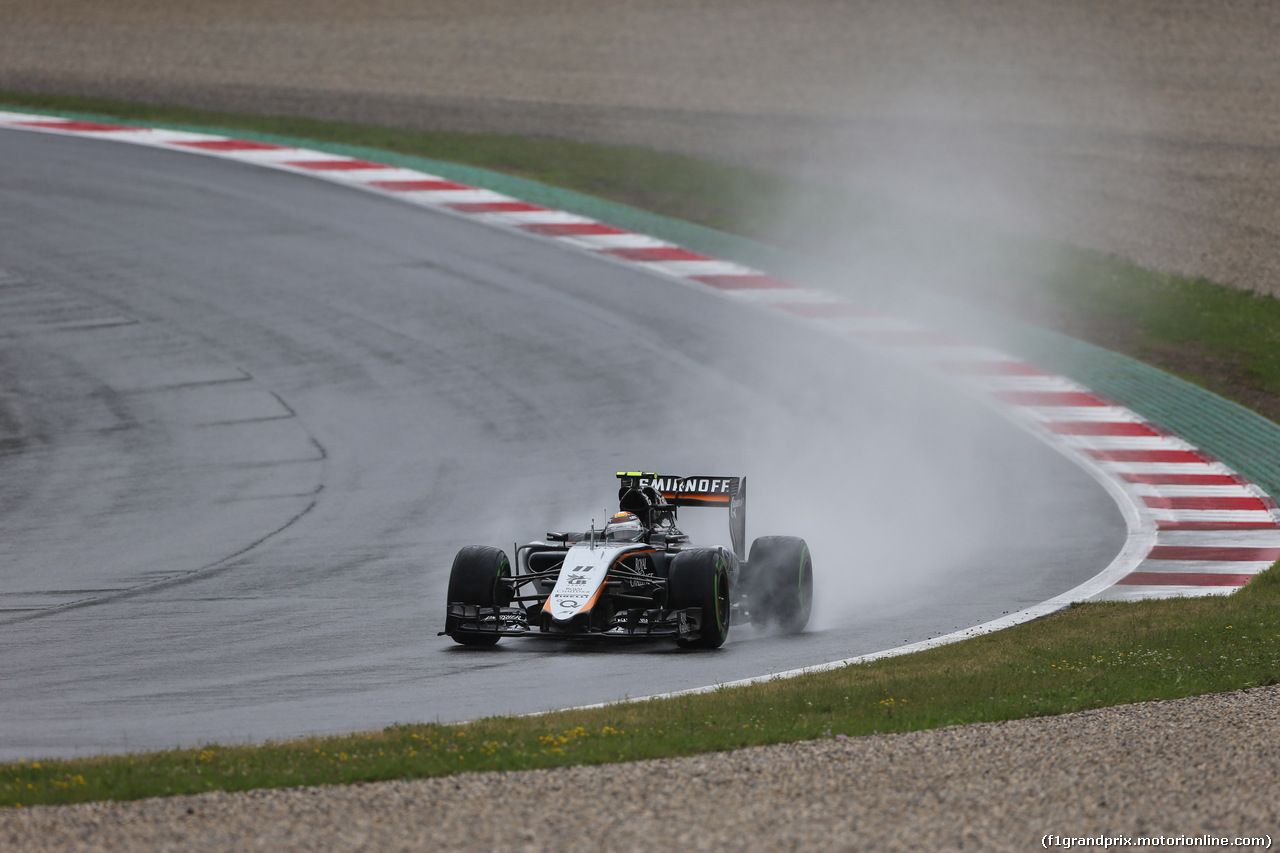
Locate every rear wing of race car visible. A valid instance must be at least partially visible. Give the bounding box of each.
[617,472,748,559]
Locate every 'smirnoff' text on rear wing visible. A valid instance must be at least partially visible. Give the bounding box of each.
[616,472,747,558]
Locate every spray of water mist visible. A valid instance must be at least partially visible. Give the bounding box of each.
[681,25,1163,634]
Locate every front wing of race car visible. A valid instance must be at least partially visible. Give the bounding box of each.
[443,540,722,642]
[442,600,710,641]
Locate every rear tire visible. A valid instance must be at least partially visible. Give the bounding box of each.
[746,536,813,634]
[446,545,511,647]
[667,548,731,649]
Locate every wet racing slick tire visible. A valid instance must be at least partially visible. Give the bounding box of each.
[667,548,731,649]
[746,536,813,634]
[445,545,511,647]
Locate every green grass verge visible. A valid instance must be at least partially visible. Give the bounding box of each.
[6,562,1278,808]
[2,91,1279,807]
[956,242,1280,426]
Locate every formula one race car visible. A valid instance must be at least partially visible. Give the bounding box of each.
[441,472,814,649]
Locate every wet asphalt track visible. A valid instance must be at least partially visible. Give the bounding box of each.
[0,129,1125,760]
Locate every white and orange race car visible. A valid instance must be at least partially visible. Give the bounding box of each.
[441,472,813,649]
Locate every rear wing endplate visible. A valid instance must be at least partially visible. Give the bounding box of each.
[617,472,748,559]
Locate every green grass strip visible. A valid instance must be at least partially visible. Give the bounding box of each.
[5,562,1278,808]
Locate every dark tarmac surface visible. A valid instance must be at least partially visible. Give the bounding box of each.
[0,128,1124,760]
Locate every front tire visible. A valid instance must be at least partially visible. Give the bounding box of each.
[667,548,731,649]
[746,536,813,634]
[445,545,511,647]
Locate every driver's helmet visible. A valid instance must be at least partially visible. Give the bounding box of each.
[604,511,645,542]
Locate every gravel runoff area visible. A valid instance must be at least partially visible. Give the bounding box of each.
[3,1,1280,847]
[4,1,1280,295]
[4,686,1279,852]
